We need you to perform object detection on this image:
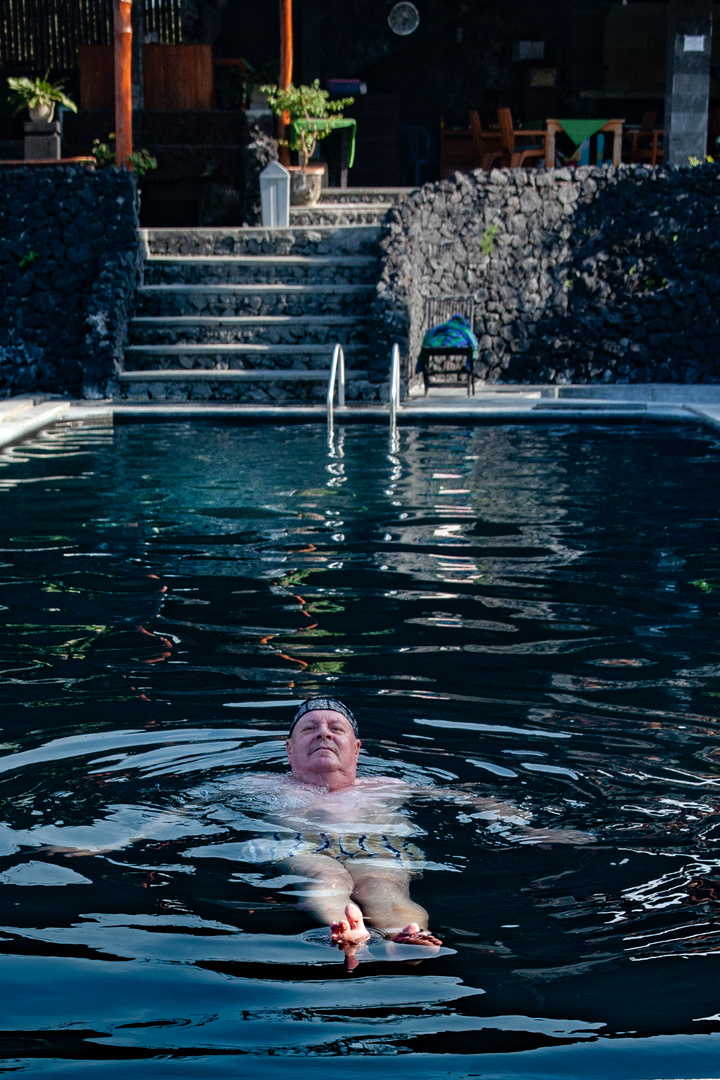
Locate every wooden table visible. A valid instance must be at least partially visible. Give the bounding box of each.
[545,119,624,168]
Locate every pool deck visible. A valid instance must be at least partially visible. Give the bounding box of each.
[2,386,720,449]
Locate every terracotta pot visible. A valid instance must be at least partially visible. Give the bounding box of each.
[287,165,325,207]
[28,102,55,123]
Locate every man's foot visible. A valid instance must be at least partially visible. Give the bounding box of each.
[330,902,371,970]
[390,923,442,947]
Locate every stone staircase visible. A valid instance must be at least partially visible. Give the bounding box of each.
[119,189,409,404]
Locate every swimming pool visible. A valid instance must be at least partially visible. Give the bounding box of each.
[1,418,720,1077]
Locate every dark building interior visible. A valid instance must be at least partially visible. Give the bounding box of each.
[0,0,718,219]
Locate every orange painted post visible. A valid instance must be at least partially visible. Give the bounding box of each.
[114,0,133,169]
[278,0,293,165]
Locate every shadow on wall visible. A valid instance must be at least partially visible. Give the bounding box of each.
[375,163,720,387]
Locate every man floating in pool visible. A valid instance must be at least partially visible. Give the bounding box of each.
[280,697,441,962]
[272,697,592,968]
[37,695,592,970]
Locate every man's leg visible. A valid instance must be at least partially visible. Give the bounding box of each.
[276,853,371,969]
[348,864,440,945]
[276,853,355,925]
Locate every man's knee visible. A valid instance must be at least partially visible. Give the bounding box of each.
[280,856,353,895]
[350,868,411,901]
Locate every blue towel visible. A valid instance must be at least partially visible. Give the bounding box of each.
[418,314,479,373]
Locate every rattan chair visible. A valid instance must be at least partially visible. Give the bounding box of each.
[418,295,476,396]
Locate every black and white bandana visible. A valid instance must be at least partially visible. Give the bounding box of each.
[289,697,359,738]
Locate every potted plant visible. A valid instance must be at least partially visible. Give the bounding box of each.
[7,71,77,123]
[91,134,157,179]
[260,79,353,206]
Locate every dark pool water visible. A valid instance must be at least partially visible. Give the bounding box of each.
[2,418,720,1078]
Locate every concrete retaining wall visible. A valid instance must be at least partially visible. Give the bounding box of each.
[377,163,720,385]
[0,166,140,399]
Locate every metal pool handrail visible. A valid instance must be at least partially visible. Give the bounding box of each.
[389,343,401,431]
[327,344,346,432]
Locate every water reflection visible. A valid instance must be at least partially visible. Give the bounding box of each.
[1,420,720,1069]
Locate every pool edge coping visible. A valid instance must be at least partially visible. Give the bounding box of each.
[2,393,720,449]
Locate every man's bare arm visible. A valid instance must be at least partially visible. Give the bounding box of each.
[410,783,595,844]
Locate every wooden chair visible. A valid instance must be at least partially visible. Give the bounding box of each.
[626,110,663,166]
[418,296,476,396]
[497,107,546,168]
[469,110,502,170]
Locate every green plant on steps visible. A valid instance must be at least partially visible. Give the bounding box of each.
[7,72,77,116]
[260,80,353,166]
[91,135,157,178]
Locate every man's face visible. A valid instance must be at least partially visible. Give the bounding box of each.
[286,709,361,790]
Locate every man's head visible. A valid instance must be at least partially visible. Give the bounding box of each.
[286,697,360,790]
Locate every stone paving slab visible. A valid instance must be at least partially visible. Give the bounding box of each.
[685,404,720,431]
[0,400,71,450]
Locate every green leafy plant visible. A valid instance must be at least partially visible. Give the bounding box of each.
[18,249,40,270]
[7,71,77,115]
[260,79,353,166]
[481,225,499,256]
[91,135,157,178]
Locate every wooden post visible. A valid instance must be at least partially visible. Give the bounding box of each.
[114,0,133,169]
[278,0,293,165]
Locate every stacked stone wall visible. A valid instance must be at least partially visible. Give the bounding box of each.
[0,167,140,399]
[377,163,720,385]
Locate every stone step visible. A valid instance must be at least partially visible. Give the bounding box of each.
[142,254,378,286]
[318,187,412,204]
[130,314,370,346]
[129,219,386,407]
[288,204,391,227]
[142,225,382,258]
[121,369,336,381]
[135,283,375,317]
[117,371,379,405]
[123,342,368,371]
